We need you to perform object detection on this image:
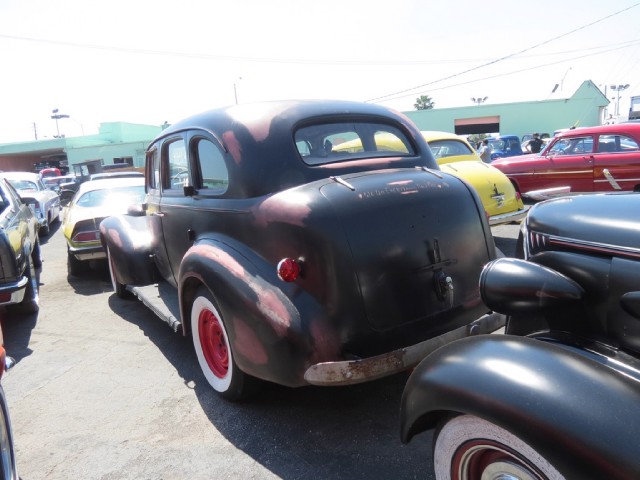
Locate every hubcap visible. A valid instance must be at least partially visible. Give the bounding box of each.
[454,441,542,480]
[198,309,229,378]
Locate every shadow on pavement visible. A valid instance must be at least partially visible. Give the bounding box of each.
[107,293,433,480]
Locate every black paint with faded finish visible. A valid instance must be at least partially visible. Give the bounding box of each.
[400,192,640,478]
[101,100,499,389]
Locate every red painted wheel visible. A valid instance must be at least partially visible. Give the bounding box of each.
[190,287,259,400]
[198,308,229,378]
[434,415,564,480]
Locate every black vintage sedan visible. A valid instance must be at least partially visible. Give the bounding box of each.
[0,178,40,314]
[101,100,505,400]
[400,192,640,479]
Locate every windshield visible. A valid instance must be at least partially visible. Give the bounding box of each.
[427,139,474,159]
[7,179,39,192]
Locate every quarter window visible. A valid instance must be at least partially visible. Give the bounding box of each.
[195,139,228,195]
[598,134,640,153]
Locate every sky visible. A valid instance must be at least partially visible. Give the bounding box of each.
[0,0,639,144]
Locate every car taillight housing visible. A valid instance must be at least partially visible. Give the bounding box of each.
[72,230,100,243]
[277,258,301,282]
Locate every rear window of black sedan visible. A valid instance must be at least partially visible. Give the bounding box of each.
[295,122,416,165]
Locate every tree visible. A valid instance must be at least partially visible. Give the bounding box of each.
[414,95,435,110]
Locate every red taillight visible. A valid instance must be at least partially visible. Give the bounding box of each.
[72,231,100,243]
[0,293,11,303]
[277,258,301,282]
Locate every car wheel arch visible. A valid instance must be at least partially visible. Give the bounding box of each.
[178,240,312,387]
[400,335,640,478]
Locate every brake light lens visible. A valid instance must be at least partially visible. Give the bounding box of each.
[72,231,100,243]
[277,258,301,282]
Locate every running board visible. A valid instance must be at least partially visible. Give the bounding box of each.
[128,282,182,332]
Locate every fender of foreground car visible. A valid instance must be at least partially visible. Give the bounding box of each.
[400,258,640,479]
[400,334,640,479]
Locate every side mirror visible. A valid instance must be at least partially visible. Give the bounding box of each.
[183,185,196,197]
[59,189,75,206]
[480,258,584,316]
[127,203,147,217]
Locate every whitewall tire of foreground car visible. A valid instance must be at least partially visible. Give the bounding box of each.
[434,414,564,480]
[190,287,257,401]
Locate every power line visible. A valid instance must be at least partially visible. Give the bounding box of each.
[366,2,640,103]
[375,41,638,104]
[1,32,639,67]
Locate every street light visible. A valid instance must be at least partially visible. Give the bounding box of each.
[471,96,488,105]
[51,108,69,138]
[610,84,630,116]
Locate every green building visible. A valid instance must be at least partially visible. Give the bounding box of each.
[0,80,609,173]
[0,121,162,173]
[404,80,609,138]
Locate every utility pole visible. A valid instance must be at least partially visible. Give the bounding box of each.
[33,122,38,140]
[610,84,630,116]
[51,108,69,138]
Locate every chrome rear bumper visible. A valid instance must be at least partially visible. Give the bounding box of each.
[304,311,506,386]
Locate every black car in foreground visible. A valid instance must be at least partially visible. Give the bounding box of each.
[401,193,640,479]
[101,100,505,400]
[0,178,40,314]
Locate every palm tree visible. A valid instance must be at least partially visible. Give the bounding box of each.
[414,95,435,110]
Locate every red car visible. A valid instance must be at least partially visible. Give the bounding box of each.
[491,123,640,200]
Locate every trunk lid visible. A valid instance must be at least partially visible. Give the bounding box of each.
[320,168,493,332]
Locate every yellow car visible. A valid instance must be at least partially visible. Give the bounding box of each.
[422,131,527,225]
[333,131,527,226]
[63,177,146,275]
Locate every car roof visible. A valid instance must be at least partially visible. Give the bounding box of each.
[155,100,421,145]
[556,123,640,137]
[75,177,145,195]
[0,171,40,180]
[89,171,144,180]
[149,100,435,198]
[421,131,470,144]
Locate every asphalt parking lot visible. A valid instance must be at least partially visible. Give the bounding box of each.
[0,221,519,480]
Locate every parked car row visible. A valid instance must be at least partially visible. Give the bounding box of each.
[0,172,61,236]
[3,100,640,479]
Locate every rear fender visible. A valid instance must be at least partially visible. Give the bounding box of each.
[400,335,640,479]
[99,215,158,286]
[179,238,329,387]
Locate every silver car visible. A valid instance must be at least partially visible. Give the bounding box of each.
[0,172,61,236]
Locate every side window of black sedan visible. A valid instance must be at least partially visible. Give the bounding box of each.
[194,138,228,195]
[165,139,190,192]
